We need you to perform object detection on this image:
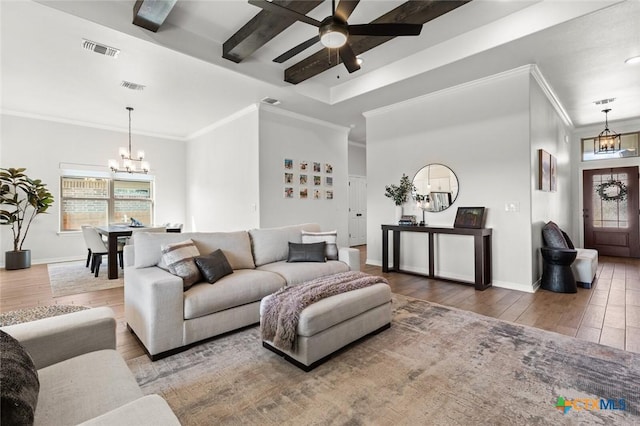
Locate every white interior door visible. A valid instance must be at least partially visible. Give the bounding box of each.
[349,176,367,246]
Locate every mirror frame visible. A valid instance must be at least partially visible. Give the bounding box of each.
[411,163,459,213]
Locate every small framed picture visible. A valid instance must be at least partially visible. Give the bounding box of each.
[284,158,293,170]
[314,175,322,186]
[453,207,486,229]
[313,162,321,173]
[300,188,308,199]
[284,187,294,198]
[326,190,333,200]
[300,161,308,171]
[325,163,333,174]
[299,174,308,185]
[325,176,333,186]
[313,189,321,199]
[284,173,293,184]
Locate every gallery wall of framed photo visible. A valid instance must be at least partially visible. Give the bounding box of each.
[284,158,334,200]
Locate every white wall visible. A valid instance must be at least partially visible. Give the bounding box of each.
[529,75,572,284]
[185,106,260,232]
[258,106,350,247]
[348,141,366,177]
[0,113,186,265]
[365,68,536,291]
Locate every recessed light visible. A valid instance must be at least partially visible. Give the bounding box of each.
[356,56,363,66]
[625,56,640,65]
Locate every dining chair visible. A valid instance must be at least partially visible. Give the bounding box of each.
[81,225,124,277]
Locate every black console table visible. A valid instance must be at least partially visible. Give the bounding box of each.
[381,225,492,290]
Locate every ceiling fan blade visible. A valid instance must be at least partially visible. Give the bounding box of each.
[274,35,320,63]
[334,0,360,22]
[338,43,360,73]
[348,23,422,37]
[248,0,322,27]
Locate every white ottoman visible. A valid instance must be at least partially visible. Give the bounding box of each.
[260,282,392,371]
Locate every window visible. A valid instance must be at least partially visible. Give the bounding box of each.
[581,131,639,161]
[60,176,154,231]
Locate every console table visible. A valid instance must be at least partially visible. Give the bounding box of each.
[381,225,492,290]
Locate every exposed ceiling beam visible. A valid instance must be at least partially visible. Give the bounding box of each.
[132,0,178,32]
[223,0,325,63]
[284,0,472,85]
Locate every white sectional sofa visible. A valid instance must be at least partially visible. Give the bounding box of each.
[124,223,360,360]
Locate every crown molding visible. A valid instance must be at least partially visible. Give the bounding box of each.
[530,64,573,128]
[259,103,349,133]
[187,104,259,140]
[349,140,366,148]
[0,109,187,141]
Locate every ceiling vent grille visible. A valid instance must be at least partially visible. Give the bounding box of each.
[261,97,281,106]
[594,98,616,105]
[82,39,120,58]
[121,80,146,91]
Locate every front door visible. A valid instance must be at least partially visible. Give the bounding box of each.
[583,166,640,258]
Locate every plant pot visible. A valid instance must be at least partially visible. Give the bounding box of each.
[395,205,404,223]
[5,250,31,270]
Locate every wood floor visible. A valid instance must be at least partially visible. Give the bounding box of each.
[1,247,639,361]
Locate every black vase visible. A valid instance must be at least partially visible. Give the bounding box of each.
[5,250,31,270]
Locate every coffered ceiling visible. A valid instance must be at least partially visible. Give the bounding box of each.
[1,0,639,143]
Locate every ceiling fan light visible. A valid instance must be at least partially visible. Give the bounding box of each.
[319,23,348,48]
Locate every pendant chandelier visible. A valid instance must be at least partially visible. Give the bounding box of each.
[595,108,620,154]
[109,107,150,173]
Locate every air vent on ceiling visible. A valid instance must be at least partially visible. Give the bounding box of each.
[82,39,120,58]
[261,97,281,106]
[121,80,146,91]
[594,98,616,105]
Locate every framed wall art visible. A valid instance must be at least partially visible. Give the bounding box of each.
[538,149,551,192]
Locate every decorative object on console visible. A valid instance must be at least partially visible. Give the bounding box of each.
[399,215,417,226]
[453,207,486,229]
[595,108,620,154]
[385,173,413,222]
[1,167,55,270]
[109,107,150,174]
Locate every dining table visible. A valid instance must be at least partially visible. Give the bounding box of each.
[95,225,135,279]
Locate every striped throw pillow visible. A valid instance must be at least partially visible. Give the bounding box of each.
[161,239,202,290]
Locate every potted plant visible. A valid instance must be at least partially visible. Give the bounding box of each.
[1,167,54,269]
[384,174,414,221]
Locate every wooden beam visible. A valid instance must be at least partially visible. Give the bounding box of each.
[132,0,177,32]
[284,0,472,84]
[223,0,324,63]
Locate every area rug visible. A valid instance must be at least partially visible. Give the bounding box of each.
[127,295,640,425]
[47,261,123,297]
[0,305,88,327]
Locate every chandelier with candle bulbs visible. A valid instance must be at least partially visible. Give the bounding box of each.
[109,107,150,173]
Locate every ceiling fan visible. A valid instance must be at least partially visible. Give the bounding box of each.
[248,0,423,73]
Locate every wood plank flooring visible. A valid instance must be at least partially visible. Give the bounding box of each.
[1,247,638,361]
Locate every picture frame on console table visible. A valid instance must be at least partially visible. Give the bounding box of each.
[453,207,486,229]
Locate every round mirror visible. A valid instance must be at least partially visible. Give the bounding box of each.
[412,164,459,212]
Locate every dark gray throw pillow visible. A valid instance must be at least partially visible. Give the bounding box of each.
[1,330,39,426]
[194,249,234,284]
[287,242,326,263]
[542,221,568,248]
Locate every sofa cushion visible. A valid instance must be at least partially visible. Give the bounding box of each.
[183,269,285,320]
[161,239,202,290]
[134,231,255,270]
[1,330,39,426]
[301,230,338,260]
[542,221,569,248]
[287,242,326,263]
[249,223,321,267]
[35,349,143,426]
[257,260,349,286]
[194,249,233,284]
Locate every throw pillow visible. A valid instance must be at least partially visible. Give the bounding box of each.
[194,249,234,284]
[301,230,338,260]
[161,239,202,290]
[287,241,326,263]
[1,330,39,426]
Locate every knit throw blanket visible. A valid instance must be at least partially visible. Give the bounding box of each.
[261,271,389,351]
